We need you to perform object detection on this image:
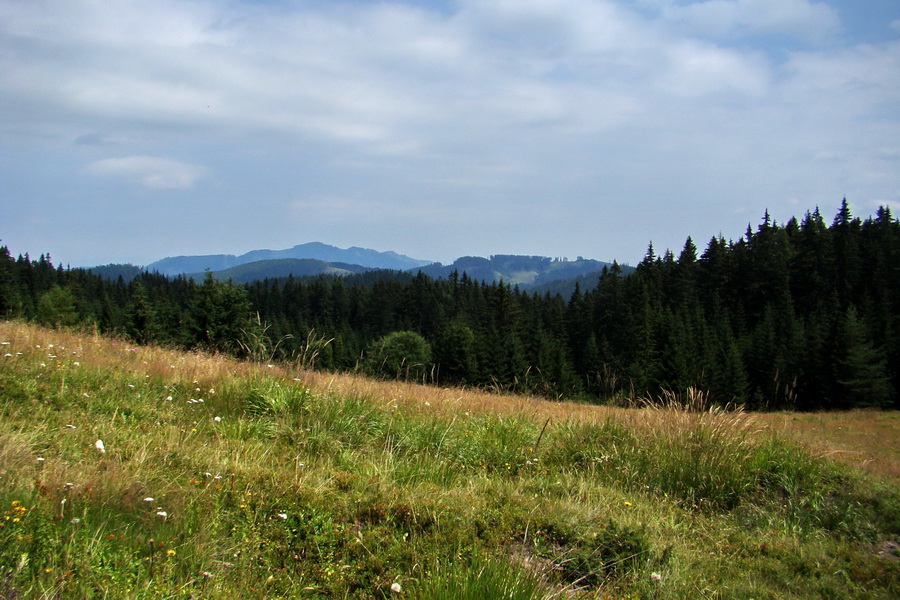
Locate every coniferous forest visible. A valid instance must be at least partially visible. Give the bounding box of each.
[2,200,898,410]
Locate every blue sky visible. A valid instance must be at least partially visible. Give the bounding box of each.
[2,0,899,267]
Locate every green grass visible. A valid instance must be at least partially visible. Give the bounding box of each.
[0,321,898,599]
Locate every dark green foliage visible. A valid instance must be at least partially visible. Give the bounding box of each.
[36,285,80,328]
[364,330,432,380]
[2,200,899,409]
[831,305,893,408]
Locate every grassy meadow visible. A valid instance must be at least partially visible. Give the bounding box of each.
[0,320,898,599]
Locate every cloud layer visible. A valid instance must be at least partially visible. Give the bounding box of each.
[1,0,898,266]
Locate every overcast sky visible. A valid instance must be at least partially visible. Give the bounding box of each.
[2,0,899,268]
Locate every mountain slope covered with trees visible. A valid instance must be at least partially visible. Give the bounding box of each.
[2,200,897,410]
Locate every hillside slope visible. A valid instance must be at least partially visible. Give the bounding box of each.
[0,321,897,599]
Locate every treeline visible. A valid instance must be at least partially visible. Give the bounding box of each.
[1,200,897,410]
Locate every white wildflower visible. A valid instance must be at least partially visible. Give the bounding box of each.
[390,582,402,593]
[651,572,662,582]
[95,439,105,454]
[214,416,222,422]
[156,511,168,519]
[144,497,155,503]
[277,513,288,520]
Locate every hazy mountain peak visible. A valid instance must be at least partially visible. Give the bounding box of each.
[145,243,432,276]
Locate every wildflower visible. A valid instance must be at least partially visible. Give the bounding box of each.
[166,395,173,401]
[36,457,45,463]
[156,511,168,519]
[623,501,632,507]
[144,497,155,503]
[65,424,76,430]
[128,384,135,389]
[40,363,46,367]
[4,354,10,358]
[651,572,662,582]
[167,549,176,557]
[70,517,81,525]
[95,440,106,454]
[277,513,288,520]
[73,361,80,366]
[214,416,221,422]
[390,582,402,593]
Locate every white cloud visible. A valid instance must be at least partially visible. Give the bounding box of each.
[87,156,207,189]
[2,0,899,266]
[656,39,770,97]
[658,0,841,43]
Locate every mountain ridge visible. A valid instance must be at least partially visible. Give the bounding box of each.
[145,242,432,277]
[95,243,623,291]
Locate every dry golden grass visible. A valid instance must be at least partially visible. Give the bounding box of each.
[4,319,897,482]
[757,411,900,480]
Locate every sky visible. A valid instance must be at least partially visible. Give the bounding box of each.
[2,0,899,268]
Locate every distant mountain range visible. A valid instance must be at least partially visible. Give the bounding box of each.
[89,242,624,292]
[418,255,616,288]
[187,259,373,284]
[144,242,431,276]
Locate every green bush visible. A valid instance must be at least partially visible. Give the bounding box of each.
[364,331,432,380]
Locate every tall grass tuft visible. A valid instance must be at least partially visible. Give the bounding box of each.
[412,555,552,600]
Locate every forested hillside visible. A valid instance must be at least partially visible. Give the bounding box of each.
[2,200,897,410]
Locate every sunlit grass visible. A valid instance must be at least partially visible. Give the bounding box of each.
[1,320,898,599]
